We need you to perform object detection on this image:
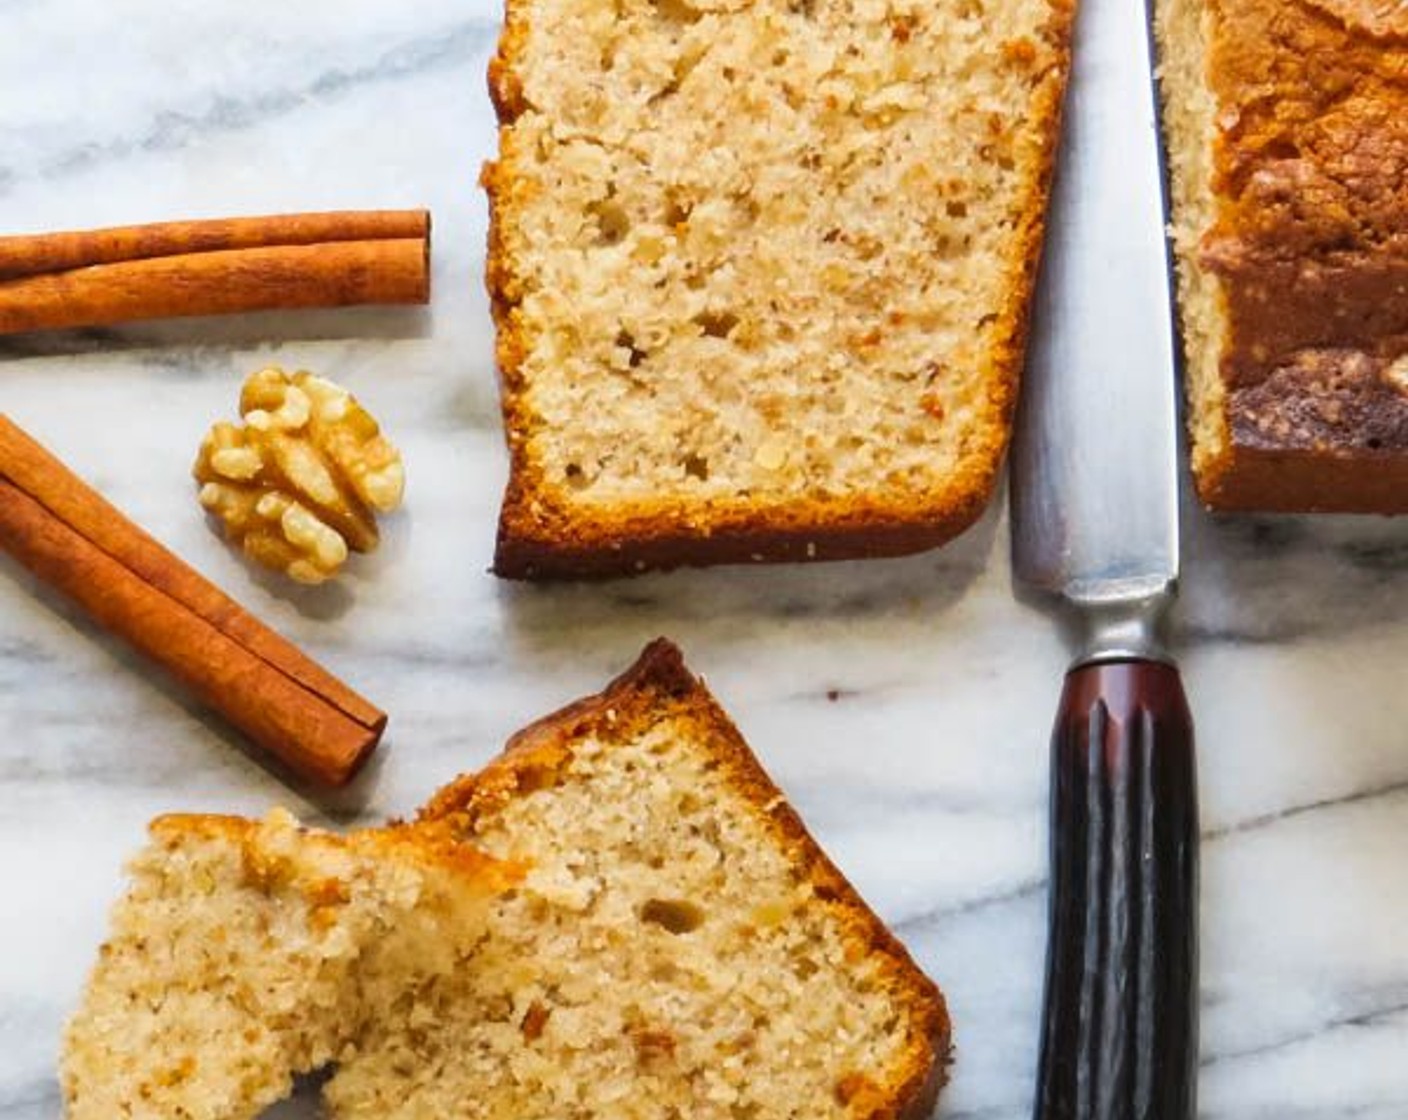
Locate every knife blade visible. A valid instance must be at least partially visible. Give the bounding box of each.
[1013,0,1178,610]
[1010,0,1200,1115]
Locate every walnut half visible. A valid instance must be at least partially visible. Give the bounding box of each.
[194,367,405,584]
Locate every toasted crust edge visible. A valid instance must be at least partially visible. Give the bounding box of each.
[1194,445,1408,513]
[492,495,992,580]
[418,637,952,1120]
[482,2,1076,580]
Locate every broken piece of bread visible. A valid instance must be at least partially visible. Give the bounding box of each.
[326,639,949,1119]
[485,0,1075,576]
[61,810,506,1120]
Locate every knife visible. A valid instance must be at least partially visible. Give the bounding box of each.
[1010,0,1199,1115]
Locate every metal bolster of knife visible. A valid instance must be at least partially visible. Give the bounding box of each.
[1064,580,1176,667]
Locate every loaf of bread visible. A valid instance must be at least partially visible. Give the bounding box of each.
[326,638,948,1118]
[1157,0,1408,512]
[484,0,1075,577]
[61,811,507,1120]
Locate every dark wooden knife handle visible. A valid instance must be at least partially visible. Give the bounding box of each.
[1035,659,1198,1120]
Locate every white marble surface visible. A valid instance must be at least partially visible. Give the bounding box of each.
[2,2,1406,1117]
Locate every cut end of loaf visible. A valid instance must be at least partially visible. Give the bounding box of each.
[327,638,950,1119]
[1157,0,1408,513]
[487,0,1075,576]
[1155,0,1233,501]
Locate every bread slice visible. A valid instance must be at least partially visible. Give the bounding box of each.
[61,810,509,1120]
[1156,0,1408,512]
[61,644,947,1119]
[325,639,949,1118]
[484,0,1075,577]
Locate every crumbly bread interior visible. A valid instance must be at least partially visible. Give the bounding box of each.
[491,0,1069,527]
[327,693,943,1117]
[1154,0,1227,479]
[61,811,498,1120]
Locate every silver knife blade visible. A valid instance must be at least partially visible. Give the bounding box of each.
[1011,0,1179,607]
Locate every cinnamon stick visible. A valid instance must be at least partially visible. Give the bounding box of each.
[0,210,430,280]
[0,210,430,335]
[0,415,386,786]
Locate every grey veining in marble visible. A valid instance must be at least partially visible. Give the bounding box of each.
[2,3,1406,1118]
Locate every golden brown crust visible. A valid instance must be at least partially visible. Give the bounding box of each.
[491,488,992,580]
[419,638,952,1119]
[482,1,1076,579]
[1182,0,1408,512]
[1194,443,1408,512]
